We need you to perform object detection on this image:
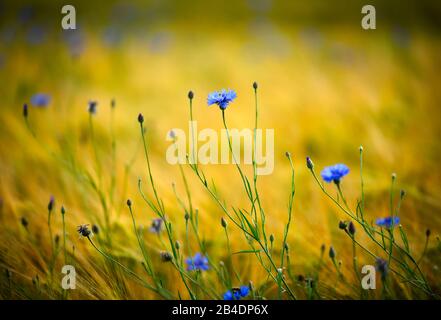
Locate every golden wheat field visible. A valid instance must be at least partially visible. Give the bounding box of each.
[1,0,441,300]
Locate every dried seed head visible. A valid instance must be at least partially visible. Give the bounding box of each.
[348,221,356,236]
[188,90,194,100]
[137,113,144,124]
[329,246,336,259]
[160,251,173,262]
[126,199,132,207]
[77,224,91,238]
[221,217,227,228]
[306,156,314,170]
[253,81,258,90]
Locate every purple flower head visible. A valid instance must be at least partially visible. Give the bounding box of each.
[375,257,388,280]
[207,89,237,110]
[30,93,51,107]
[185,253,209,271]
[321,164,349,183]
[149,218,163,234]
[223,285,250,300]
[375,216,400,228]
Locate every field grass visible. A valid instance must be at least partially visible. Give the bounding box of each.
[1,1,441,300]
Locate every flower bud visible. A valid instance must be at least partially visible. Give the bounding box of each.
[23,103,28,118]
[92,224,99,235]
[339,221,347,230]
[48,196,55,212]
[126,199,132,207]
[329,246,336,259]
[270,234,275,243]
[21,216,29,228]
[188,90,194,100]
[221,217,227,228]
[253,82,258,90]
[348,221,356,236]
[306,156,314,170]
[138,113,144,124]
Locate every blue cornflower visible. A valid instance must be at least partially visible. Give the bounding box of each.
[149,218,163,234]
[30,93,51,107]
[321,164,350,183]
[223,286,250,300]
[207,89,237,110]
[185,253,209,271]
[375,216,400,228]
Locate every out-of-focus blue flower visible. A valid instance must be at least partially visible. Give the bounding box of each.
[30,93,51,107]
[27,26,47,45]
[207,89,237,110]
[18,5,34,23]
[185,253,209,271]
[321,164,349,183]
[223,286,250,300]
[223,290,234,300]
[149,218,163,234]
[102,26,122,47]
[63,29,86,58]
[375,216,400,228]
[375,257,388,280]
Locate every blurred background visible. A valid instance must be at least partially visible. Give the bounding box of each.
[1,0,441,299]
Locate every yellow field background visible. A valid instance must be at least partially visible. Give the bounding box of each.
[1,0,441,299]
